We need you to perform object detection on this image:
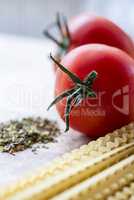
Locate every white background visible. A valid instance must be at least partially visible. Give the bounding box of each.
[0,0,133,38]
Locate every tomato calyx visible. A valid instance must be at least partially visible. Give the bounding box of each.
[48,54,98,132]
[44,13,71,57]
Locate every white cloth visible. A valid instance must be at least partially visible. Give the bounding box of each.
[0,35,89,187]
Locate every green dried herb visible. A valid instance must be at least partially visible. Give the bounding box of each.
[0,117,60,154]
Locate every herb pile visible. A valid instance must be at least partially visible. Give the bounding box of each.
[0,117,60,154]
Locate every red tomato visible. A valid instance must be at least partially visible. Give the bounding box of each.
[45,13,134,71]
[69,13,134,58]
[52,44,134,138]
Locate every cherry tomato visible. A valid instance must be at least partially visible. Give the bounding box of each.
[45,13,134,71]
[69,13,134,57]
[49,44,134,138]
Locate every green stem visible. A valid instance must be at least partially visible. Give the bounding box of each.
[48,55,98,132]
[47,88,75,110]
[56,12,65,38]
[44,13,71,52]
[44,30,63,48]
[64,88,81,132]
[50,54,86,86]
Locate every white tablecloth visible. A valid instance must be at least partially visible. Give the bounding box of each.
[0,35,89,187]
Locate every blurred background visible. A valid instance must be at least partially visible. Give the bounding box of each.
[0,0,134,38]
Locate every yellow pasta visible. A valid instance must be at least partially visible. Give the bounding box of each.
[0,122,134,200]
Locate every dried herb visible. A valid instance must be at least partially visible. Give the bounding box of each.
[0,117,60,154]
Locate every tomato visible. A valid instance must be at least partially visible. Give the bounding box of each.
[69,13,134,57]
[45,13,134,71]
[48,44,134,138]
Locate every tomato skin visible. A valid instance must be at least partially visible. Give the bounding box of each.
[54,14,134,71]
[69,13,134,58]
[55,44,134,138]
